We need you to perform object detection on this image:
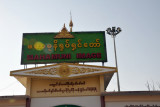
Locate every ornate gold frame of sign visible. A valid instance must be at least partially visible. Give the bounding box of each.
[54,24,74,38]
[58,64,71,77]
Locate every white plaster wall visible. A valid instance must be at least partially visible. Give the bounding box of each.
[31,96,101,107]
[105,101,160,107]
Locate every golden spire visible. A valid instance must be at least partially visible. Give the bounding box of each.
[69,11,73,32]
[54,23,74,38]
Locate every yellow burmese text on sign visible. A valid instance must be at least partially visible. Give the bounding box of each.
[31,76,100,97]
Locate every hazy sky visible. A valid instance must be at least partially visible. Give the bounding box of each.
[0,0,160,95]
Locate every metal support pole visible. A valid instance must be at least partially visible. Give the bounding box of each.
[24,64,27,69]
[102,62,104,66]
[113,36,120,92]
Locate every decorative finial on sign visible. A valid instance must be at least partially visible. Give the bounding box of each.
[54,23,74,38]
[69,11,73,32]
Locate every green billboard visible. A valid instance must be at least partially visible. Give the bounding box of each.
[21,31,107,64]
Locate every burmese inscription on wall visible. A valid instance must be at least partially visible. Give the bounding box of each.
[31,76,100,97]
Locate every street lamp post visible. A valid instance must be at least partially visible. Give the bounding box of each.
[106,27,122,92]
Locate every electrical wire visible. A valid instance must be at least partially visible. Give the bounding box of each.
[0,80,17,91]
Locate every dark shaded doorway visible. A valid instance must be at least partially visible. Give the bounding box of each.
[54,104,81,107]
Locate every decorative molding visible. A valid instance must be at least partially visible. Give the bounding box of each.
[25,68,57,75]
[25,65,101,77]
[10,63,116,79]
[58,64,71,77]
[71,67,101,74]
